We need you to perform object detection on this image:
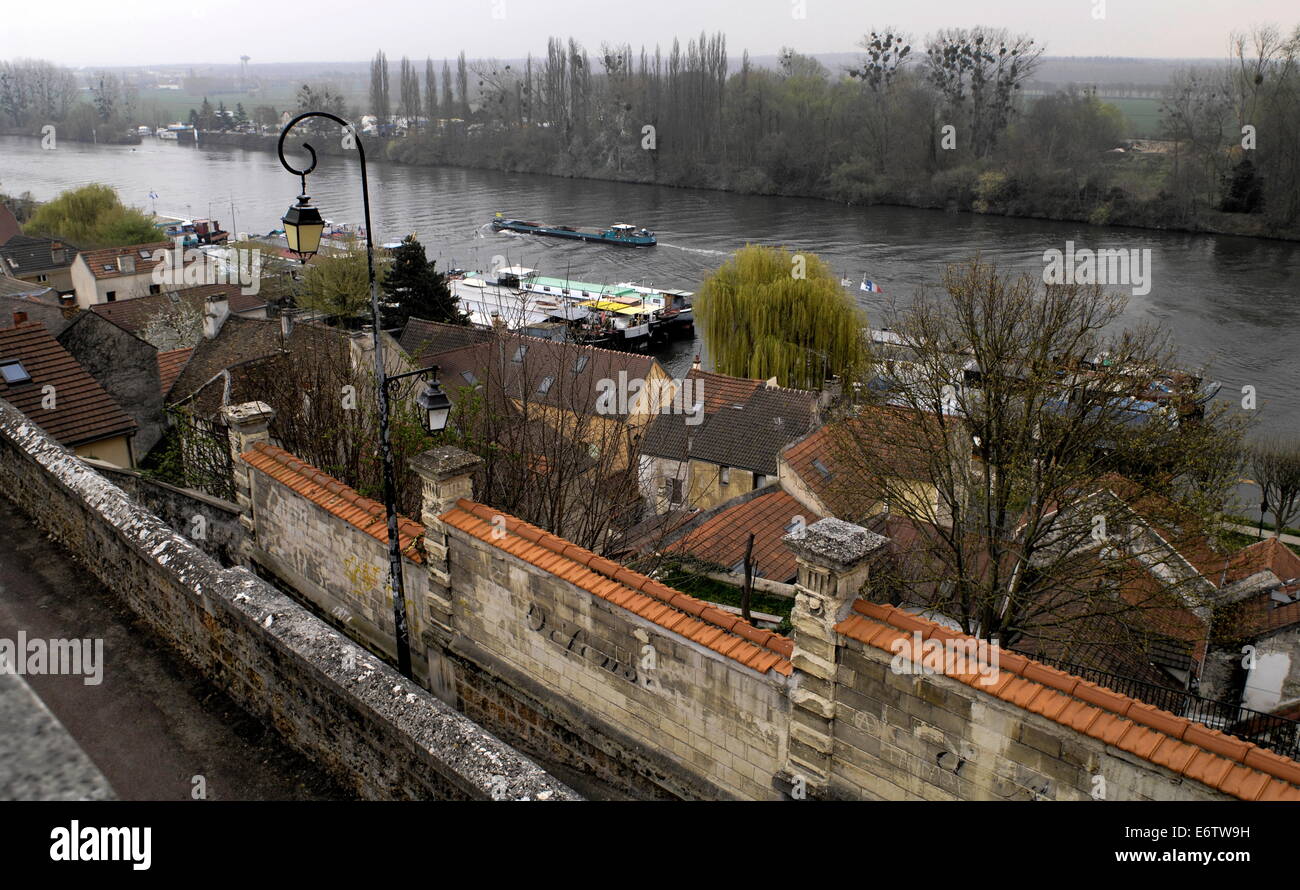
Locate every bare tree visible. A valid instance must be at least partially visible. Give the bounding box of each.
[827,258,1246,660]
[1250,436,1300,535]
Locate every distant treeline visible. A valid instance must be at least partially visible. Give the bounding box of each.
[367,25,1300,237]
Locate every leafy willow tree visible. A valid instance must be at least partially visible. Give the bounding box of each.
[380,235,466,328]
[298,237,386,319]
[24,183,157,248]
[695,245,866,390]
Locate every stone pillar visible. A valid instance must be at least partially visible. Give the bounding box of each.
[409,445,483,706]
[780,518,888,797]
[221,401,274,535]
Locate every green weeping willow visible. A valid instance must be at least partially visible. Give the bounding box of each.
[695,244,867,390]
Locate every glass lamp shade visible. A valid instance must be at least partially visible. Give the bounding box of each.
[416,378,453,433]
[282,196,325,261]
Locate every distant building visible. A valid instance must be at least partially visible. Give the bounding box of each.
[70,242,172,308]
[0,234,80,295]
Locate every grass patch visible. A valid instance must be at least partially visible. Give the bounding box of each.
[647,560,794,635]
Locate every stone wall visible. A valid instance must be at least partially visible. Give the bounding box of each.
[0,397,577,801]
[436,527,792,800]
[827,635,1232,801]
[84,458,246,567]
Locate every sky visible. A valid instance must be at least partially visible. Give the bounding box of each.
[2,0,1295,67]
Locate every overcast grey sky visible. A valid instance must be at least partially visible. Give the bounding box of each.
[3,0,1295,67]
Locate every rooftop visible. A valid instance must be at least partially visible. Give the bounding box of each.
[0,322,137,447]
[672,487,823,582]
[75,242,172,280]
[0,234,79,276]
[90,284,267,335]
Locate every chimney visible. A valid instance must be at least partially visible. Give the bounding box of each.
[203,292,230,339]
[12,311,28,326]
[490,312,506,334]
[280,308,296,338]
[50,242,65,265]
[691,354,701,372]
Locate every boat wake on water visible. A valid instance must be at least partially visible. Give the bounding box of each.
[657,242,730,257]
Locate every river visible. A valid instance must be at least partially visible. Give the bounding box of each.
[1,134,1296,443]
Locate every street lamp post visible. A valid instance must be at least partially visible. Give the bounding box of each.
[276,111,449,678]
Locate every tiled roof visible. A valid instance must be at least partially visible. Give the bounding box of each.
[673,488,823,582]
[684,384,819,475]
[399,317,491,365]
[90,284,266,335]
[1220,537,1300,588]
[1214,585,1300,641]
[166,316,285,406]
[0,277,55,300]
[640,367,764,462]
[157,347,192,397]
[432,333,663,419]
[441,498,794,675]
[689,368,762,414]
[0,234,79,275]
[0,322,137,447]
[76,242,172,280]
[781,406,935,521]
[240,442,425,562]
[836,599,1300,800]
[0,205,19,246]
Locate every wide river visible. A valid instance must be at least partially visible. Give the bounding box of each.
[2,134,1296,442]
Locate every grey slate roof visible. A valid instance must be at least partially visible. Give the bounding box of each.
[643,379,820,475]
[0,234,79,277]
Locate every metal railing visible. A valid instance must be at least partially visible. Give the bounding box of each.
[1023,653,1300,763]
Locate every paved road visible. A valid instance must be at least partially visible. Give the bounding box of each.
[0,505,347,801]
[1228,524,1300,547]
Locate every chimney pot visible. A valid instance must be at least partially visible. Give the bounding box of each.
[13,311,28,326]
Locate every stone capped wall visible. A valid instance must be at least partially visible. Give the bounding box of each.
[0,397,576,801]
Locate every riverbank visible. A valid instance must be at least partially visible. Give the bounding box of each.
[188,129,1300,243]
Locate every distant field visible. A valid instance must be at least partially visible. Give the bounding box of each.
[134,85,365,124]
[1102,96,1164,139]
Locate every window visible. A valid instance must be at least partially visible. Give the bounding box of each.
[537,375,554,395]
[511,346,527,363]
[149,284,161,294]
[461,370,477,385]
[37,274,48,283]
[663,477,683,505]
[573,354,589,374]
[720,466,730,485]
[753,474,767,489]
[812,458,832,479]
[0,362,32,384]
[106,291,117,302]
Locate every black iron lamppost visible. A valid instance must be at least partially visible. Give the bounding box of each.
[277,111,448,678]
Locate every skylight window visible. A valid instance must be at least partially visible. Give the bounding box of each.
[461,370,477,385]
[573,354,589,374]
[812,458,832,479]
[0,361,32,385]
[102,264,114,272]
[538,375,554,394]
[511,346,527,363]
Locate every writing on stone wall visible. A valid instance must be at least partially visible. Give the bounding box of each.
[525,601,641,686]
[343,553,385,604]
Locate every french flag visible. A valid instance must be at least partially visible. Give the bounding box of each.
[860,279,883,293]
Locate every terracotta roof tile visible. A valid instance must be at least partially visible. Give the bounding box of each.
[241,442,424,563]
[835,597,1300,800]
[0,322,137,447]
[441,497,794,675]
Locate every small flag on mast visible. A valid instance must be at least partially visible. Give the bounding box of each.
[860,278,883,293]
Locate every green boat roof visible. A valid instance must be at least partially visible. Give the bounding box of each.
[525,276,639,297]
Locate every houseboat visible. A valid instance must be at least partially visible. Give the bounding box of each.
[491,213,656,247]
[452,266,692,350]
